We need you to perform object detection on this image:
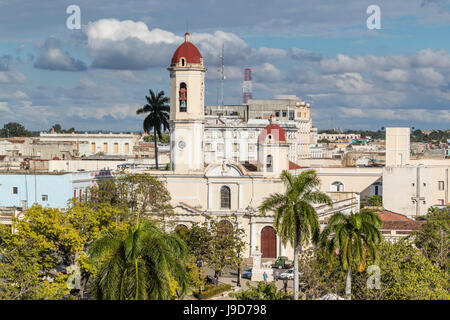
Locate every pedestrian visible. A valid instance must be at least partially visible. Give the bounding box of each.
[263,271,267,283]
[274,270,279,281]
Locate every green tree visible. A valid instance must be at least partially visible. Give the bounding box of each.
[351,240,450,300]
[0,203,128,300]
[88,173,174,227]
[0,224,70,299]
[367,195,382,207]
[182,216,246,286]
[143,133,170,144]
[89,219,189,300]
[319,209,382,299]
[259,169,332,300]
[51,124,62,133]
[411,207,449,272]
[0,122,31,137]
[136,89,170,170]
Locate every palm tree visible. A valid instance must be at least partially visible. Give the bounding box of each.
[136,90,170,170]
[319,209,382,299]
[259,169,332,300]
[89,219,189,300]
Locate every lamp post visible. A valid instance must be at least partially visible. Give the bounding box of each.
[196,258,203,300]
[237,251,241,287]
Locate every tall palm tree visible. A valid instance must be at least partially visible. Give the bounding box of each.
[89,220,189,300]
[136,89,170,170]
[259,169,332,300]
[319,209,382,299]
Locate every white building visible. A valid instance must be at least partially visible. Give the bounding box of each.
[203,117,299,164]
[385,127,410,167]
[383,165,449,217]
[317,133,361,141]
[39,132,140,157]
[382,127,449,217]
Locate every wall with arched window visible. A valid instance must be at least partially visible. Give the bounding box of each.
[220,186,231,209]
[266,155,273,172]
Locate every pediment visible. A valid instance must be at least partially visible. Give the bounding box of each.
[204,161,245,177]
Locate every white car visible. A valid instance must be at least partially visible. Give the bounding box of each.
[279,268,294,280]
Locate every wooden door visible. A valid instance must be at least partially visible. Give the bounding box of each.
[261,226,276,258]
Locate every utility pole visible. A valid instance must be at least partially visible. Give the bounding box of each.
[221,43,225,108]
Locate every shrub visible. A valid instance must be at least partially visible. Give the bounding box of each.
[193,283,232,299]
[230,282,293,300]
[367,195,382,207]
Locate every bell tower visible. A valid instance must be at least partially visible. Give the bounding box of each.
[168,32,206,173]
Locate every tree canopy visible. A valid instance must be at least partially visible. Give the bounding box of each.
[0,122,31,137]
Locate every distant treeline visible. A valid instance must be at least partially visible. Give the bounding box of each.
[0,122,142,138]
[319,128,449,143]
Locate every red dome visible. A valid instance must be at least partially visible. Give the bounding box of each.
[171,32,202,65]
[258,124,286,143]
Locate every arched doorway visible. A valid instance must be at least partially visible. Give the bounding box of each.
[217,219,233,237]
[174,224,189,241]
[260,226,277,258]
[174,224,188,233]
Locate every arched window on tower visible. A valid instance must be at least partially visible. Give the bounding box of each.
[331,181,344,192]
[220,186,231,209]
[179,82,187,112]
[266,155,273,172]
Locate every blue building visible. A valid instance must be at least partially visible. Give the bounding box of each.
[0,170,111,209]
[446,139,450,157]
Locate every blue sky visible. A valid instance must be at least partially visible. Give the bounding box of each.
[0,0,449,131]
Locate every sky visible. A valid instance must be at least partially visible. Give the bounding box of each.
[0,0,449,132]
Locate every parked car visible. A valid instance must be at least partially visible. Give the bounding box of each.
[241,268,252,279]
[272,256,293,269]
[279,268,294,280]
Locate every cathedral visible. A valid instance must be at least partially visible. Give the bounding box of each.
[146,33,359,259]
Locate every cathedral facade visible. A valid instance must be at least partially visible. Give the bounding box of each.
[145,33,360,259]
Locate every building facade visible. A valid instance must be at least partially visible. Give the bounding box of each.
[0,170,111,209]
[132,34,362,260]
[39,132,139,157]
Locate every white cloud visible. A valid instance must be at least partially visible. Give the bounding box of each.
[414,68,446,87]
[34,37,87,71]
[252,63,282,82]
[0,70,26,83]
[338,107,448,123]
[0,101,10,112]
[86,19,182,45]
[85,19,253,70]
[373,69,410,82]
[67,103,139,120]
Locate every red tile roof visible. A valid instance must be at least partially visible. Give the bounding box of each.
[258,124,286,143]
[376,210,423,231]
[289,161,302,170]
[377,210,412,222]
[171,33,202,65]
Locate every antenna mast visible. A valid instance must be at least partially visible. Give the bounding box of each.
[243,68,252,104]
[221,43,225,108]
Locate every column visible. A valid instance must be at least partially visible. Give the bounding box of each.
[250,220,256,255]
[207,181,212,210]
